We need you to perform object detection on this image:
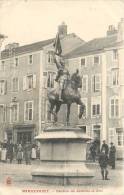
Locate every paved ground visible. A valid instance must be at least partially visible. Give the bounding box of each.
[0,160,124,195]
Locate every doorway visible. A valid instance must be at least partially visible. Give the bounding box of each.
[17,131,32,145]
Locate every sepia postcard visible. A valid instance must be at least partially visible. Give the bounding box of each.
[0,0,124,195]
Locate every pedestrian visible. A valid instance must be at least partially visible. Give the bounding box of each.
[99,149,109,180]
[101,140,109,155]
[24,142,31,165]
[109,142,116,169]
[36,145,40,159]
[31,144,36,160]
[16,143,23,164]
[89,142,96,162]
[1,139,7,162]
[6,140,14,163]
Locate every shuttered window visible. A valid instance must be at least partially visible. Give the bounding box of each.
[0,80,7,95]
[23,74,36,90]
[24,101,33,121]
[0,105,6,122]
[92,74,101,92]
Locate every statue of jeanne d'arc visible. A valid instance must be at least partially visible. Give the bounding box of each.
[53,33,70,101]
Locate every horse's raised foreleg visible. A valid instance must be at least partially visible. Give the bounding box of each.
[77,99,86,119]
[66,104,71,126]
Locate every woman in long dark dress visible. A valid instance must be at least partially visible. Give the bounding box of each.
[109,142,116,169]
[16,144,23,164]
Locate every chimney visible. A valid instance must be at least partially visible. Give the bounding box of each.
[117,18,124,42]
[106,25,117,36]
[58,22,67,37]
[5,42,19,50]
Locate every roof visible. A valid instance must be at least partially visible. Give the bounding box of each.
[65,35,118,59]
[1,33,85,59]
[1,38,54,59]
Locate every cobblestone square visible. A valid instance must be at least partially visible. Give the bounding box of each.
[0,160,124,195]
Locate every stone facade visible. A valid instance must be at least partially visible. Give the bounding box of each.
[0,23,84,145]
[64,19,124,159]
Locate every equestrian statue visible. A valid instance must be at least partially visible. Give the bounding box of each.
[47,33,85,125]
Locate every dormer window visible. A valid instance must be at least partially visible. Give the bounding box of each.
[0,61,5,71]
[94,55,100,65]
[29,55,33,64]
[15,58,18,67]
[81,58,86,67]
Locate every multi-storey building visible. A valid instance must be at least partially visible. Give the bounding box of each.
[0,22,84,145]
[65,19,124,159]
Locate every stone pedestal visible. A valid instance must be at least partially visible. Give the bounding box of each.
[31,126,94,185]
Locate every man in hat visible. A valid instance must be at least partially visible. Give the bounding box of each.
[6,139,14,163]
[99,149,109,180]
[101,140,109,155]
[109,142,116,169]
[24,142,31,165]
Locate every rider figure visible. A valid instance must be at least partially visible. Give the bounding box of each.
[54,54,70,101]
[71,69,81,89]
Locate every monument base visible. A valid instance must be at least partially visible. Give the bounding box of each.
[32,162,94,185]
[31,126,94,185]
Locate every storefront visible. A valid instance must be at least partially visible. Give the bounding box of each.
[5,124,36,145]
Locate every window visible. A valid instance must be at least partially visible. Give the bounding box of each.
[29,55,33,64]
[92,74,101,92]
[10,103,19,123]
[27,75,33,89]
[82,75,88,93]
[94,55,100,65]
[43,72,47,89]
[14,58,18,67]
[109,97,119,118]
[0,105,6,123]
[92,104,100,116]
[91,96,101,117]
[47,72,56,88]
[81,58,86,67]
[117,132,124,146]
[0,61,5,71]
[24,101,33,121]
[23,74,36,90]
[111,70,119,86]
[0,80,6,95]
[12,77,19,92]
[47,51,54,64]
[108,128,115,144]
[113,49,118,60]
[92,125,101,140]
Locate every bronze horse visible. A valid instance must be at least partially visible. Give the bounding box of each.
[47,74,85,125]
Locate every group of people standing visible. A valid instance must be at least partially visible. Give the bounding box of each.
[89,140,116,180]
[99,140,116,180]
[0,140,40,165]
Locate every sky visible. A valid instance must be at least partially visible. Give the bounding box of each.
[0,0,124,49]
